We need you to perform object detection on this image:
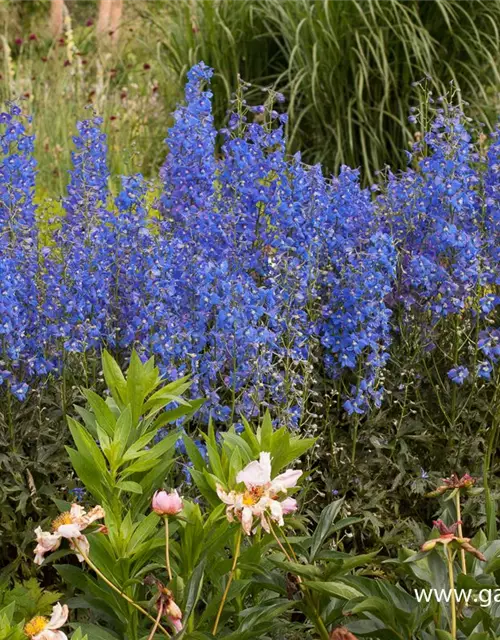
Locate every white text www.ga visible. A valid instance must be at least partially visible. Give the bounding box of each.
[414,589,500,608]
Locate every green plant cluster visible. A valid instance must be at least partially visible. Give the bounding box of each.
[2,351,500,640]
[1,0,180,195]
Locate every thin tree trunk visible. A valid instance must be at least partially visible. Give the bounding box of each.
[50,0,64,38]
[97,0,122,44]
[97,0,113,36]
[109,0,123,44]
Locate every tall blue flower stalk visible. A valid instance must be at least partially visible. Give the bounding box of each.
[0,104,40,399]
[0,64,499,439]
[52,115,114,354]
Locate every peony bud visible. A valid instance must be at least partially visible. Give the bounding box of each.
[152,490,183,516]
[165,599,183,621]
[163,592,183,632]
[420,539,437,552]
[330,628,358,640]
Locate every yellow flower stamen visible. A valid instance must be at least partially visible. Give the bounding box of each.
[242,486,265,506]
[24,616,48,637]
[52,511,73,531]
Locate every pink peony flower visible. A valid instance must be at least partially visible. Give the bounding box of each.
[34,504,105,565]
[24,603,69,639]
[152,489,183,516]
[217,452,301,535]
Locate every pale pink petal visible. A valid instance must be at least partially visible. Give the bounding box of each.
[34,527,61,549]
[251,496,270,517]
[216,484,236,506]
[241,506,254,535]
[233,493,245,510]
[260,513,271,534]
[82,505,105,526]
[34,551,45,566]
[269,499,284,526]
[280,497,297,515]
[258,452,272,481]
[46,603,68,629]
[56,523,83,539]
[168,617,183,632]
[271,469,302,493]
[236,452,271,488]
[69,503,86,520]
[33,631,68,640]
[69,534,89,561]
[34,528,61,565]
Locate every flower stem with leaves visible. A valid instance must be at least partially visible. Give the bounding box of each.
[212,528,242,635]
[74,539,171,636]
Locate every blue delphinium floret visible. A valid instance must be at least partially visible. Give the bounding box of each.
[448,366,470,385]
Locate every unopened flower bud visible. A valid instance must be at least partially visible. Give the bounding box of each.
[330,628,358,640]
[421,539,437,552]
[152,490,183,516]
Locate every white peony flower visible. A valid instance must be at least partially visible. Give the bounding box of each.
[24,603,69,640]
[34,504,105,565]
[217,452,301,535]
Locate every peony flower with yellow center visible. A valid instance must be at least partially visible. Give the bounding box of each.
[217,452,301,535]
[24,603,69,639]
[34,504,105,565]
